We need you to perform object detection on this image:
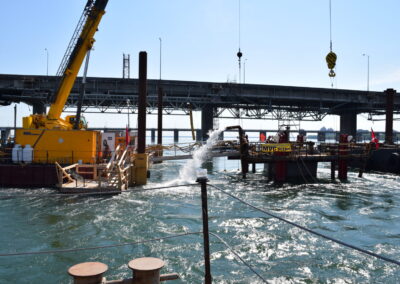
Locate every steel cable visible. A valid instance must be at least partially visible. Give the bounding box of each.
[0,231,202,257]
[0,228,267,282]
[209,232,268,283]
[209,183,400,267]
[0,183,198,198]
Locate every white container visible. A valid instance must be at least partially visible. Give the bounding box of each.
[22,144,34,163]
[12,144,22,163]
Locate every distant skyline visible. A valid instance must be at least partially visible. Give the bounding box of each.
[1,0,399,131]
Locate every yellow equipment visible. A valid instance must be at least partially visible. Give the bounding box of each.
[16,0,108,163]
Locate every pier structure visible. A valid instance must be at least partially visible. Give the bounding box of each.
[0,74,398,141]
[1,126,398,145]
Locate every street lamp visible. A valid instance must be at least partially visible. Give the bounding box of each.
[159,37,162,80]
[44,48,49,76]
[127,99,130,130]
[362,53,370,91]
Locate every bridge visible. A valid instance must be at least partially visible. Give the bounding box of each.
[0,74,398,140]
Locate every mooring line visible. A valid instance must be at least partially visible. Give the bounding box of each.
[0,231,202,257]
[209,232,268,283]
[0,229,266,282]
[209,183,400,267]
[0,183,197,198]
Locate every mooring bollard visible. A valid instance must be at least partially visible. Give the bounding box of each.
[68,262,108,284]
[196,169,212,284]
[128,257,165,284]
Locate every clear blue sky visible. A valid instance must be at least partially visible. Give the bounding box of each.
[1,0,399,132]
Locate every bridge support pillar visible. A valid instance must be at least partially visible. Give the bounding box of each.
[173,129,179,142]
[32,102,46,115]
[201,105,214,141]
[339,112,357,137]
[385,88,396,144]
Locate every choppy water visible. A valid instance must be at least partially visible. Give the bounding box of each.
[0,137,400,283]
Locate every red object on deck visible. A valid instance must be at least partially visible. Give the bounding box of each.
[260,132,266,142]
[126,125,130,146]
[371,128,379,149]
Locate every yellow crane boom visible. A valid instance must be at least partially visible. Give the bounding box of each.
[23,0,108,130]
[16,0,109,164]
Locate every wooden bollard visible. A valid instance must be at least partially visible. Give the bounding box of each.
[68,262,108,284]
[128,257,165,284]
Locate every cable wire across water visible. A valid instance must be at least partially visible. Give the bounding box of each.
[0,183,198,198]
[209,183,400,267]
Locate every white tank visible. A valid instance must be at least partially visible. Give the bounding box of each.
[12,144,22,163]
[22,144,34,163]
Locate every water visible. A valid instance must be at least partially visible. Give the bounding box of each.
[0,135,400,283]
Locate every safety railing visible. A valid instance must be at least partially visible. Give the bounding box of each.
[249,141,374,160]
[147,140,240,160]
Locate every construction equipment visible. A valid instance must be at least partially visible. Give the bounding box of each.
[15,0,109,163]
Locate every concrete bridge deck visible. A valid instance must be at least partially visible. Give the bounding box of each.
[0,74,398,140]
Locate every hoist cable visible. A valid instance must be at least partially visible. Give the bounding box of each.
[329,0,333,51]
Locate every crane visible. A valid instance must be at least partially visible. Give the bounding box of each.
[23,0,108,130]
[15,0,109,164]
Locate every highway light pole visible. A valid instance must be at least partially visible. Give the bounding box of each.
[127,99,130,130]
[362,53,370,91]
[45,48,49,76]
[159,37,162,80]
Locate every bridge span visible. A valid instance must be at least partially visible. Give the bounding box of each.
[0,74,398,140]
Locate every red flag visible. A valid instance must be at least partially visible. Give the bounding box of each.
[371,128,379,149]
[126,125,130,146]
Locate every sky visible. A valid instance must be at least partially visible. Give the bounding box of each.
[0,0,399,132]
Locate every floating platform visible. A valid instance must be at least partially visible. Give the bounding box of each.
[58,180,123,195]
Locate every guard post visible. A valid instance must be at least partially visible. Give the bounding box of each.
[196,169,212,284]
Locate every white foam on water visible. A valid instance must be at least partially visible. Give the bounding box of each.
[162,129,222,187]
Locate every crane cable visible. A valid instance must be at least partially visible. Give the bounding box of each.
[329,0,333,52]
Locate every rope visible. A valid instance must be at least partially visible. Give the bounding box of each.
[329,0,333,51]
[299,156,319,183]
[209,184,400,267]
[0,231,202,257]
[295,157,310,183]
[238,0,241,50]
[0,184,198,198]
[209,232,268,283]
[0,227,267,282]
